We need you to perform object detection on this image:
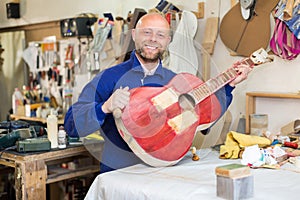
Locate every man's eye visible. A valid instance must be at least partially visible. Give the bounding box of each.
[144,31,152,35]
[157,34,166,39]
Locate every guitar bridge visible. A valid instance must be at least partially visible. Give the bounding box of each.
[167,110,198,134]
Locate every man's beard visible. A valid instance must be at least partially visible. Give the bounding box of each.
[136,48,164,63]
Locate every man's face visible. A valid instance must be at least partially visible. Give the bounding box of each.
[133,27,171,62]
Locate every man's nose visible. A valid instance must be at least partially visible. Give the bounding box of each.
[149,32,158,41]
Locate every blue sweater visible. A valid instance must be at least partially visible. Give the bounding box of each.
[64,51,234,173]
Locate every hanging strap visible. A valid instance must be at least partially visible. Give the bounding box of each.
[270,18,300,60]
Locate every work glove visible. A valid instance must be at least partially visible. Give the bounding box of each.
[102,87,130,114]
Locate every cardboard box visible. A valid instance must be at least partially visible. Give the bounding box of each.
[281,119,300,136]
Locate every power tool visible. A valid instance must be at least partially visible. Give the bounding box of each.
[0,120,47,151]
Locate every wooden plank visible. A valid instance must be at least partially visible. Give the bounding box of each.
[0,145,87,162]
[202,17,219,54]
[23,160,47,199]
[246,92,300,99]
[0,159,15,168]
[47,165,99,184]
[201,0,220,81]
[192,2,205,19]
[10,114,64,124]
[245,94,255,134]
[201,51,211,81]
[15,163,23,200]
[215,163,251,178]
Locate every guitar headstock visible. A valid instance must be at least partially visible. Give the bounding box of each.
[250,48,274,65]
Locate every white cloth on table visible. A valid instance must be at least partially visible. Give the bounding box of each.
[85,149,300,200]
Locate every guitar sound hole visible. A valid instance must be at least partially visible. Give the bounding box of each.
[178,94,195,111]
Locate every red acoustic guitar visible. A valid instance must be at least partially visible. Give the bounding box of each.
[114,48,273,167]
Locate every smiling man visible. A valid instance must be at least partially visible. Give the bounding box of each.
[64,13,251,173]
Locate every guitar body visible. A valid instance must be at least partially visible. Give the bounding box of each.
[115,73,222,167]
[220,0,279,56]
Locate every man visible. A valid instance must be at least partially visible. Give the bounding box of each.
[64,13,251,173]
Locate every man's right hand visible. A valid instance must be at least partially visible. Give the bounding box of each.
[102,87,130,114]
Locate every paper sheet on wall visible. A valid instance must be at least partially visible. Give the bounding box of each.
[22,45,38,72]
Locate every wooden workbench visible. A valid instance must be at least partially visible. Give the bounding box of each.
[0,145,100,200]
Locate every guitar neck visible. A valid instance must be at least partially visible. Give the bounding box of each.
[189,58,254,104]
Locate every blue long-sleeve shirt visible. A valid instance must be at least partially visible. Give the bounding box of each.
[64,51,235,173]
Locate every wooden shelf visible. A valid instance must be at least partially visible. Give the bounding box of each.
[47,165,99,184]
[246,92,300,99]
[10,114,64,124]
[245,92,300,134]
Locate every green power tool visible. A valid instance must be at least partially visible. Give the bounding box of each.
[0,120,36,149]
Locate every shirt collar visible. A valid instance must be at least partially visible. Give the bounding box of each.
[130,50,165,78]
[136,56,159,76]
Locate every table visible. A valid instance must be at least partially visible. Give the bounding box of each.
[85,149,300,200]
[0,145,100,200]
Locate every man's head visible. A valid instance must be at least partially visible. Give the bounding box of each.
[132,13,171,64]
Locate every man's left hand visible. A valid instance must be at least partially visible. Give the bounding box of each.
[228,61,252,87]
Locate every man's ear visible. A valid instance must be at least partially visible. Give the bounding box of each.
[131,29,136,42]
[167,35,171,44]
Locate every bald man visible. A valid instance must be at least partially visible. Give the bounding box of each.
[64,13,250,173]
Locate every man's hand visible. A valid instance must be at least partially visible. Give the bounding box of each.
[229,60,253,87]
[102,87,130,113]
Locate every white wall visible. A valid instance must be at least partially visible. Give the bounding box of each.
[0,0,160,28]
[1,0,300,141]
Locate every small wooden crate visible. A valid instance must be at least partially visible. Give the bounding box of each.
[216,175,254,200]
[216,163,254,200]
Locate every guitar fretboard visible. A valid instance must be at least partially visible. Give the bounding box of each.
[189,58,253,104]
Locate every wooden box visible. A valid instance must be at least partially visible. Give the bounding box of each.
[216,175,254,200]
[216,164,254,200]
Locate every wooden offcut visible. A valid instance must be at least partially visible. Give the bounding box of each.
[215,163,251,178]
[192,2,205,19]
[201,17,219,81]
[202,17,219,55]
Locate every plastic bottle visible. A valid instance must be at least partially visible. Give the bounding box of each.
[12,88,24,114]
[58,126,67,149]
[47,111,58,148]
